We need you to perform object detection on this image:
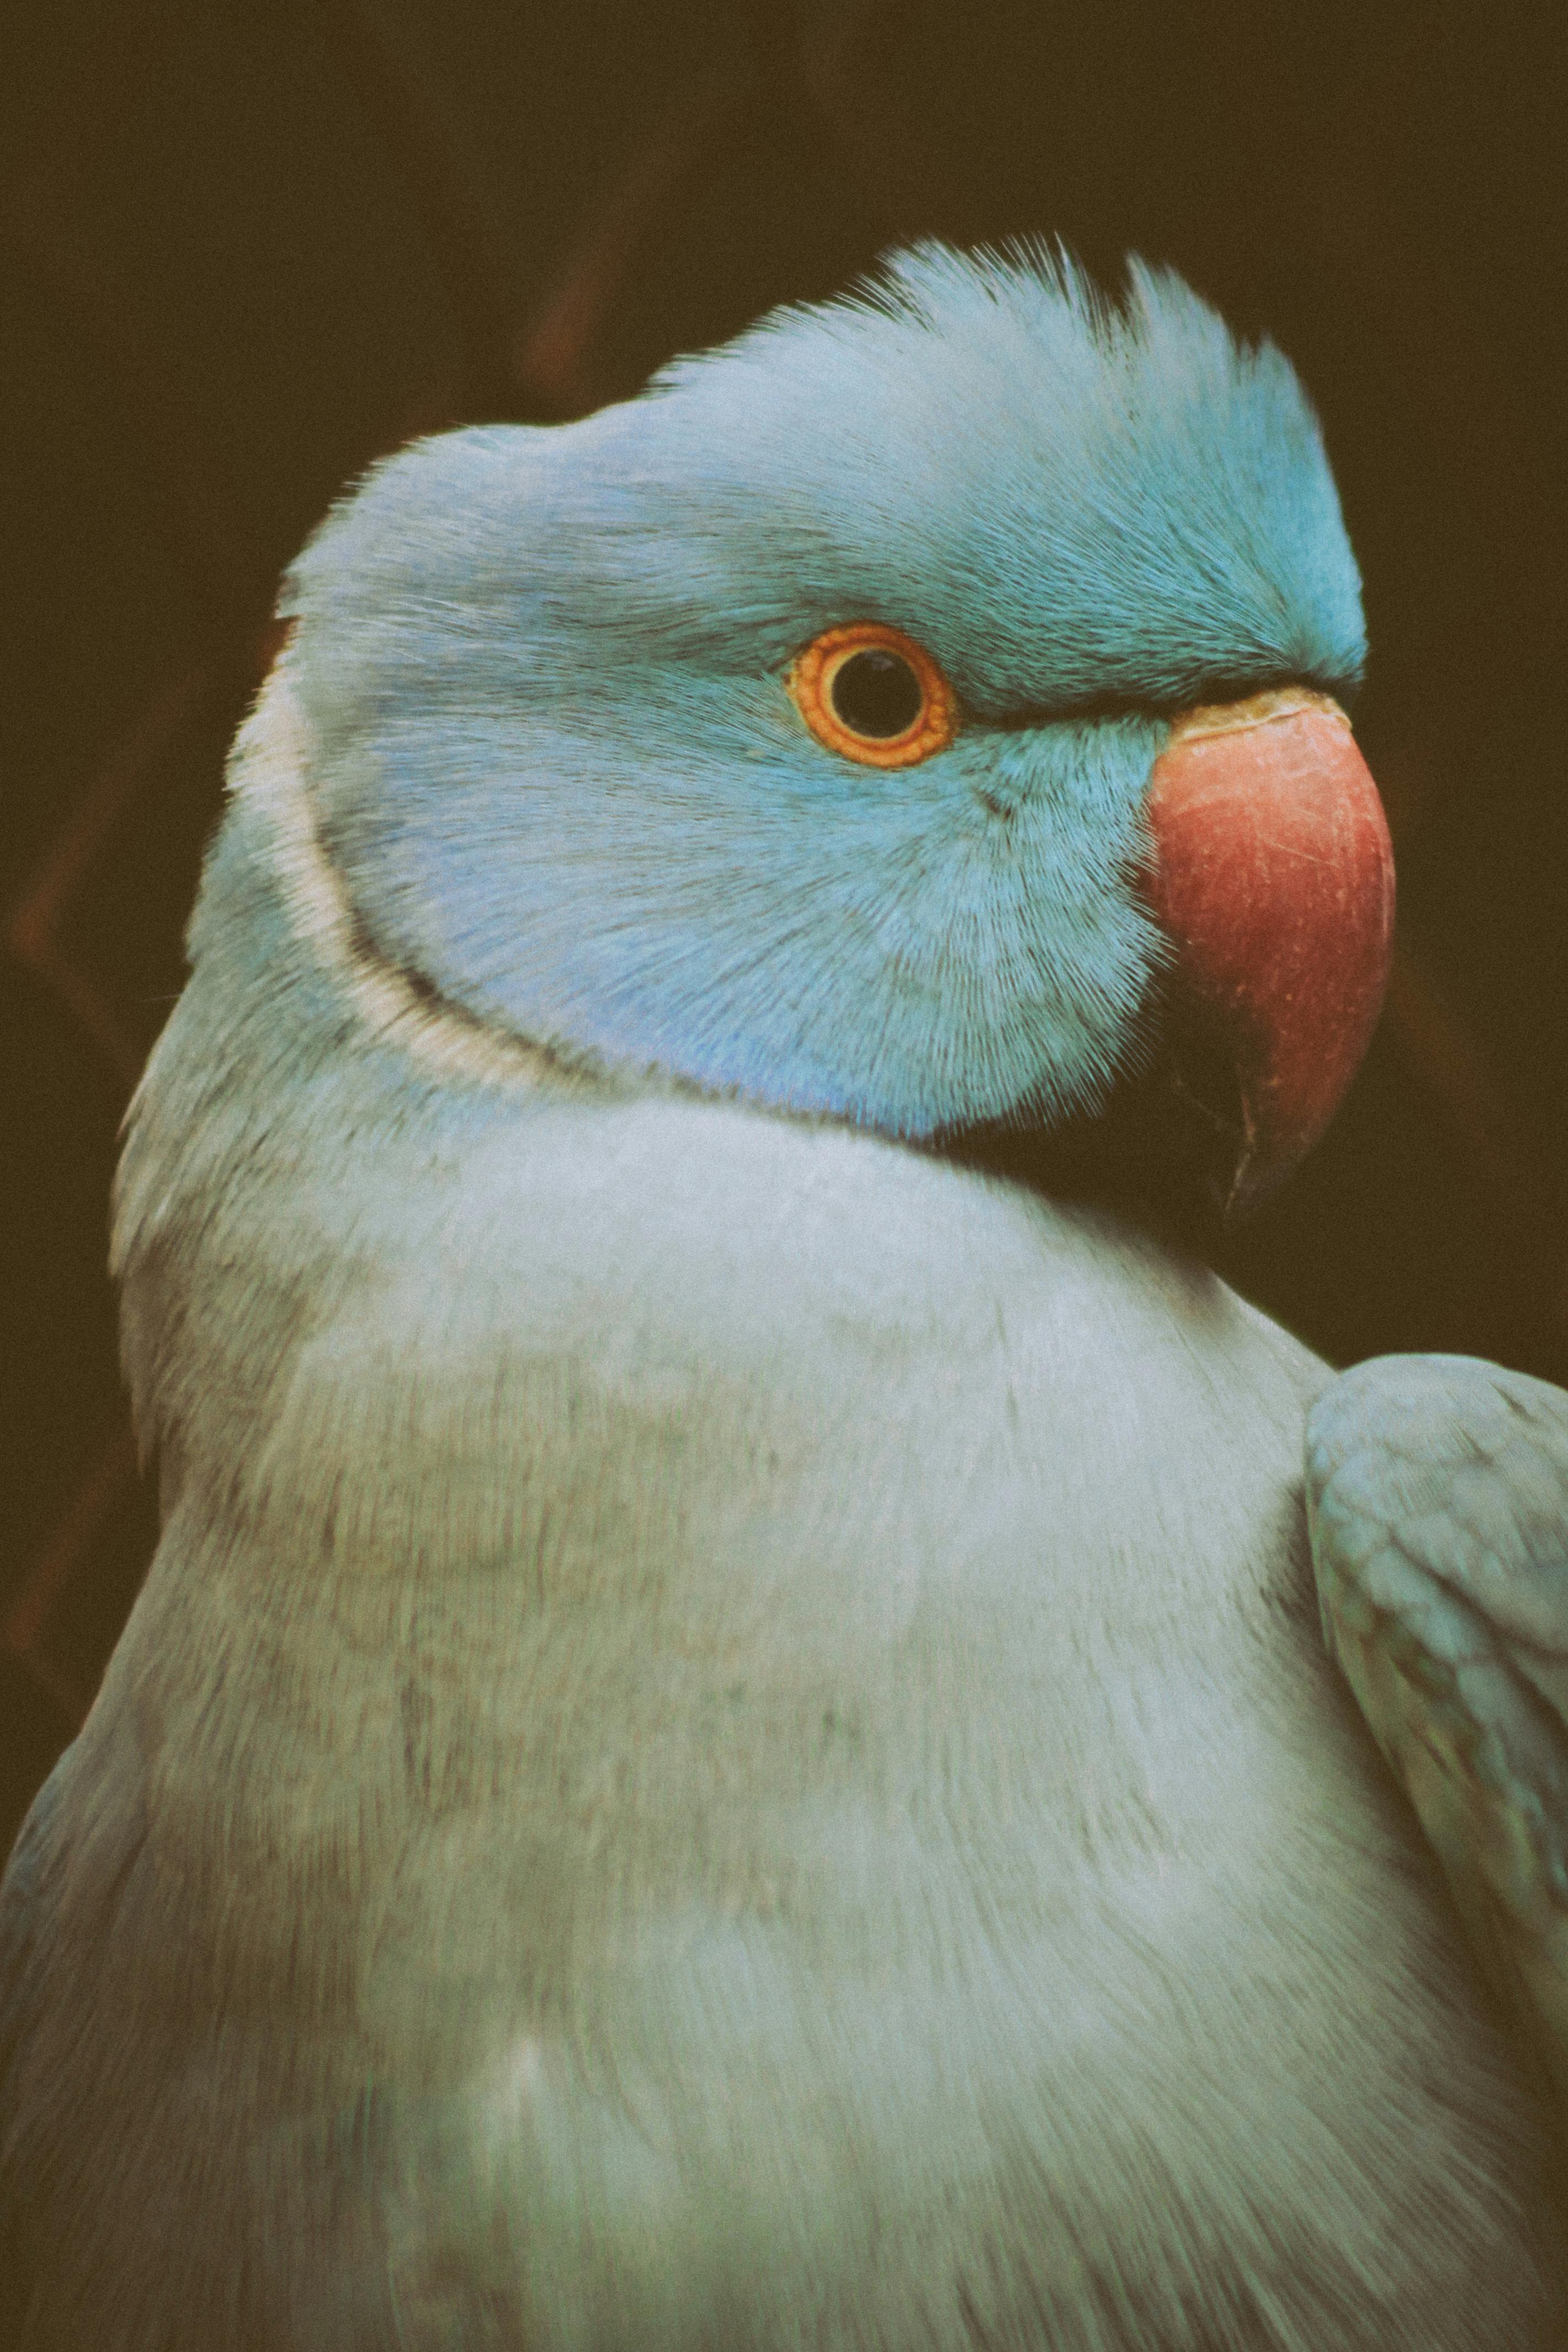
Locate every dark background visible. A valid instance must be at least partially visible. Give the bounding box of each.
[3,0,1564,1854]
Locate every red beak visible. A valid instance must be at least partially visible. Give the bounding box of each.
[1142,688,1396,1216]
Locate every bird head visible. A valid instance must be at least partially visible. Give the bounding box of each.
[281,243,1391,1219]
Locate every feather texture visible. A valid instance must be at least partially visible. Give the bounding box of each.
[280,247,1363,1137]
[4,682,1561,2347]
[3,250,1555,2349]
[1309,1355,1568,2107]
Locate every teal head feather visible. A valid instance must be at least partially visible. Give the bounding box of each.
[280,243,1364,1138]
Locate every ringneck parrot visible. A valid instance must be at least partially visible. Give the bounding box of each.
[3,244,1566,2350]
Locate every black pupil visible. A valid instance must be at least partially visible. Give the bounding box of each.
[829,647,924,739]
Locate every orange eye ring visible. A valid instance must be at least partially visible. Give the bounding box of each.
[787,622,959,769]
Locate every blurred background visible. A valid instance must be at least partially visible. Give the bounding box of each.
[3,0,1564,1851]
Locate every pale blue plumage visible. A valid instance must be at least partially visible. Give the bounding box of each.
[1308,1357,1568,2104]
[10,244,1567,2352]
[284,246,1363,1136]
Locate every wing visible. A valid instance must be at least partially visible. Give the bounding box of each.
[1307,1352,1568,2100]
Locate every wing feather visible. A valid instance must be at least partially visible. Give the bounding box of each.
[1307,1354,1568,2094]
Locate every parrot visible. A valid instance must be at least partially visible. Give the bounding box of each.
[3,240,1567,2351]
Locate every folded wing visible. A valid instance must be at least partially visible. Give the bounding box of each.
[1308,1353,1568,2100]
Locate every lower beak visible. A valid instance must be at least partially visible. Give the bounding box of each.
[1141,687,1396,1217]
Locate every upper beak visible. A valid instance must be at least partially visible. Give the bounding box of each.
[1141,687,1396,1217]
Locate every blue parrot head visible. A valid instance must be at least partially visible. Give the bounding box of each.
[281,243,1368,1164]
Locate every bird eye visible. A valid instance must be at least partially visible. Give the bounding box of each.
[788,622,957,768]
